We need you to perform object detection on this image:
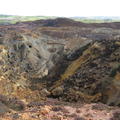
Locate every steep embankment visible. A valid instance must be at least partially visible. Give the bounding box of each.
[50,40,120,106]
[0,18,120,119]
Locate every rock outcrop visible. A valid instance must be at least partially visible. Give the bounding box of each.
[50,40,120,106]
[0,18,120,118]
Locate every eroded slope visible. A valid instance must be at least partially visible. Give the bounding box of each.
[0,18,120,119]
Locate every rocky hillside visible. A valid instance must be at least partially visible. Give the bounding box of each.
[0,18,120,120]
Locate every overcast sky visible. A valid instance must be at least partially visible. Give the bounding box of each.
[0,0,120,17]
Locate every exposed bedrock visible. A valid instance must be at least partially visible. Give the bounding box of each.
[0,18,120,108]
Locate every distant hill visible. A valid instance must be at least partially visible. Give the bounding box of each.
[0,15,56,25]
[71,16,120,23]
[0,15,120,25]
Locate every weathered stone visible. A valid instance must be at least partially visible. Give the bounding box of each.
[0,18,120,107]
[0,102,10,114]
[51,87,64,97]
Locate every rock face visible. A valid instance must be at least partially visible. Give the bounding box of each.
[7,34,65,79]
[51,40,120,106]
[0,18,120,111]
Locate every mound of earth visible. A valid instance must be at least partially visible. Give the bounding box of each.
[0,18,120,119]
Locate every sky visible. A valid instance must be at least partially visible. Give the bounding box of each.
[0,0,120,17]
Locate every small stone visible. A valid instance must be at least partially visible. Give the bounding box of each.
[40,106,51,115]
[52,87,63,97]
[0,102,10,115]
[41,88,50,96]
[12,113,19,119]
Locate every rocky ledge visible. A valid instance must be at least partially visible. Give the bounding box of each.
[0,18,120,119]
